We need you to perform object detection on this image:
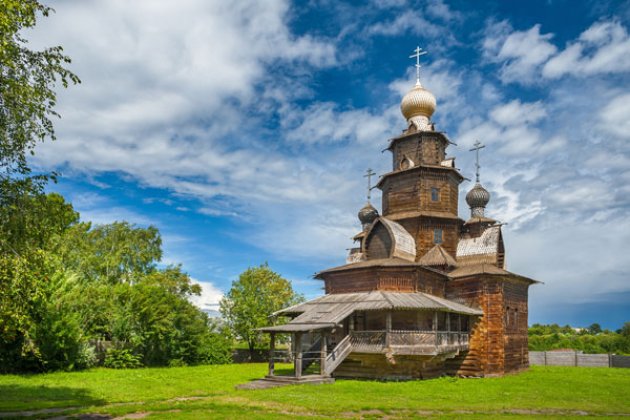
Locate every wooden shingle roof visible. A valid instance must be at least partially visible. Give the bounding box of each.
[275,291,483,319]
[448,263,540,284]
[418,244,458,267]
[457,226,501,257]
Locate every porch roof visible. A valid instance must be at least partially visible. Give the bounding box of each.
[273,290,483,322]
[258,322,336,333]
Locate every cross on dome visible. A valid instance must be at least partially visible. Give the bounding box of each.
[364,168,376,203]
[469,140,486,183]
[409,46,427,85]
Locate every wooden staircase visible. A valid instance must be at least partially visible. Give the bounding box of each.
[324,335,353,376]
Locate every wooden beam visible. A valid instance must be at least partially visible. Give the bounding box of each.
[385,312,392,347]
[320,331,327,376]
[295,332,303,378]
[269,332,275,376]
[433,311,438,348]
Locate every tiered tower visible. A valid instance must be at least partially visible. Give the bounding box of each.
[375,47,463,260]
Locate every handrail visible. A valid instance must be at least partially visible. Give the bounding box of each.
[325,335,352,376]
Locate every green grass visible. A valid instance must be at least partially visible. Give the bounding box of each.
[0,364,628,419]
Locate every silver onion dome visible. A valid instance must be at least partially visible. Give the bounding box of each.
[358,202,379,229]
[466,183,490,218]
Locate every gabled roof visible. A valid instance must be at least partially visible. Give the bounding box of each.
[457,225,501,257]
[418,244,458,267]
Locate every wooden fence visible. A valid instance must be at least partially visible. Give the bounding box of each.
[529,351,630,368]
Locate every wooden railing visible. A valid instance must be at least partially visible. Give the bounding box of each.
[349,330,469,354]
[350,330,386,352]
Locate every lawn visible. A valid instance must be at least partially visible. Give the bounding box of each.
[0,364,628,419]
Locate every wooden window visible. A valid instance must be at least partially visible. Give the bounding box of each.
[431,187,440,201]
[433,228,443,244]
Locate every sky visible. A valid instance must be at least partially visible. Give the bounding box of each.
[26,0,630,329]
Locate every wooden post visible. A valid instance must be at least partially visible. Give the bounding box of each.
[446,312,451,345]
[268,332,275,377]
[433,311,438,347]
[349,315,355,332]
[457,314,462,347]
[295,332,303,378]
[320,331,327,376]
[385,312,392,347]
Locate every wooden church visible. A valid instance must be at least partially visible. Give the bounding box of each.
[260,47,538,382]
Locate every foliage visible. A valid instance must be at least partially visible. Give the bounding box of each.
[0,365,629,417]
[103,348,143,369]
[0,0,80,175]
[0,192,231,372]
[220,263,303,354]
[528,323,630,354]
[57,221,162,284]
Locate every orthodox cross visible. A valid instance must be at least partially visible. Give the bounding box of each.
[364,168,376,203]
[409,46,427,84]
[469,140,486,183]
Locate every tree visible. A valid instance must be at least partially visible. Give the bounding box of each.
[57,221,162,284]
[588,323,602,335]
[220,264,303,356]
[1,0,79,175]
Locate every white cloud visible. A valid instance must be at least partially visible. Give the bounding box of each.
[483,22,557,83]
[189,278,224,311]
[598,92,630,139]
[485,19,630,83]
[543,21,630,78]
[489,99,546,126]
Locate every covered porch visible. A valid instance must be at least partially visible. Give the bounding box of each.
[259,291,481,382]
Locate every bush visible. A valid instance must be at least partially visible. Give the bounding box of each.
[104,348,143,369]
[75,344,97,370]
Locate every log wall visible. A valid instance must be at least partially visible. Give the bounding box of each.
[323,267,447,296]
[391,133,447,168]
[334,353,446,380]
[445,275,530,376]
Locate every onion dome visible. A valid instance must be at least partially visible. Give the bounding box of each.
[400,81,436,131]
[466,183,490,218]
[358,202,378,230]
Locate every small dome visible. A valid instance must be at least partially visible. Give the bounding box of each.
[358,202,378,227]
[400,82,436,121]
[466,183,490,212]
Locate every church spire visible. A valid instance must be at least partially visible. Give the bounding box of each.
[400,46,436,131]
[410,46,427,86]
[358,168,378,230]
[466,141,490,218]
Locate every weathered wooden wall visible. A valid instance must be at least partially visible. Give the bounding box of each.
[503,280,529,373]
[334,353,446,380]
[445,275,530,376]
[365,223,392,260]
[391,132,448,168]
[322,267,447,296]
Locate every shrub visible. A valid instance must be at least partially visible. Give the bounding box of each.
[104,348,143,369]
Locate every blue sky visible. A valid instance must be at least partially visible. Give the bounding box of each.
[28,0,630,329]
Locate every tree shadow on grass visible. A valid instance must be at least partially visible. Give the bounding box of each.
[0,384,107,415]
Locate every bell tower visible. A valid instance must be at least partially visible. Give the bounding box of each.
[376,47,464,260]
